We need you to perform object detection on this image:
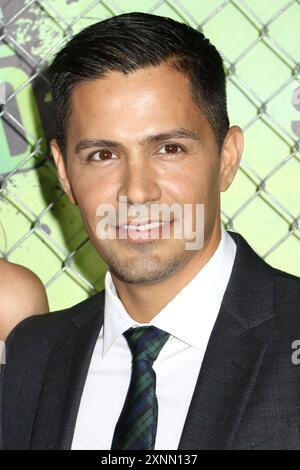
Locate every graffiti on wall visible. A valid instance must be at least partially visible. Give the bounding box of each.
[0,0,56,176]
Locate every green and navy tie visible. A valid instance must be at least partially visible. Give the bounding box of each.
[111,325,170,450]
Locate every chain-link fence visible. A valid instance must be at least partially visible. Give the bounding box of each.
[0,0,299,310]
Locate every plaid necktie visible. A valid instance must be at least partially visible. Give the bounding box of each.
[111,325,170,450]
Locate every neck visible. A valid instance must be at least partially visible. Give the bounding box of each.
[110,223,222,323]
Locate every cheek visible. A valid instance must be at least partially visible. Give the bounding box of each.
[69,166,117,205]
[161,161,219,204]
[67,170,115,235]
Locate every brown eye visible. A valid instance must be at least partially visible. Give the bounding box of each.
[165,144,180,153]
[158,143,184,155]
[100,150,113,160]
[90,149,117,161]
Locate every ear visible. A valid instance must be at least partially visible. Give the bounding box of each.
[219,126,244,192]
[50,139,77,205]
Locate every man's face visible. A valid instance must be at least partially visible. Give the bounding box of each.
[52,63,243,284]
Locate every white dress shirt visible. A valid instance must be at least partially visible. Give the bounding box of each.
[71,226,236,450]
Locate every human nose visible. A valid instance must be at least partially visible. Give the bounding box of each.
[117,158,161,206]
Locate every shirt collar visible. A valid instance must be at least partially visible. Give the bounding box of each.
[103,225,236,356]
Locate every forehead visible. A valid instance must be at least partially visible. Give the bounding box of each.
[68,63,211,139]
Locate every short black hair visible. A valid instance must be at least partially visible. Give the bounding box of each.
[48,12,229,157]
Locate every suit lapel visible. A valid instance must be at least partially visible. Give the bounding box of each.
[179,231,275,449]
[59,311,104,450]
[29,291,105,450]
[178,305,268,449]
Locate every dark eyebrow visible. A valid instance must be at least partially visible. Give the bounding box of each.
[74,128,200,154]
[138,128,200,145]
[75,139,125,154]
[138,127,200,145]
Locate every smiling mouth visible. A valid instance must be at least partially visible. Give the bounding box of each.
[118,220,170,231]
[114,219,174,242]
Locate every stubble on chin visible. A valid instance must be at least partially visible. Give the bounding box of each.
[101,240,185,284]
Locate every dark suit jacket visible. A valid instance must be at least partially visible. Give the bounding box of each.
[1,231,300,450]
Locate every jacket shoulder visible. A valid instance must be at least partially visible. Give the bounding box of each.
[274,267,300,292]
[273,268,300,311]
[274,266,300,282]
